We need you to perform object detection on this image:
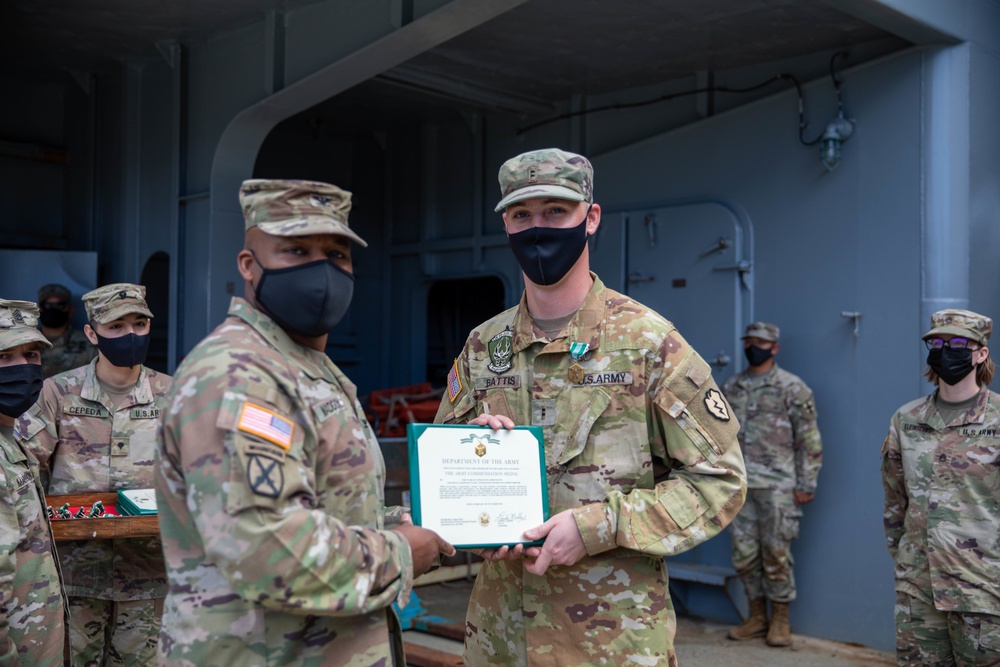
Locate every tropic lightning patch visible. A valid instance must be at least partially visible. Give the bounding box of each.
[247,454,284,498]
[704,388,731,421]
[487,328,514,374]
[448,359,463,402]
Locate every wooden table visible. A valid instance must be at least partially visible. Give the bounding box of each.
[46,492,159,542]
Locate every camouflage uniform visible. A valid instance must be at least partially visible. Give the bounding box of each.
[882,309,1000,665]
[722,324,822,604]
[0,299,69,666]
[155,179,414,666]
[19,284,168,667]
[37,284,96,379]
[435,274,747,666]
[41,327,96,379]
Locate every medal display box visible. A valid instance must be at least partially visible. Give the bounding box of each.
[46,492,159,542]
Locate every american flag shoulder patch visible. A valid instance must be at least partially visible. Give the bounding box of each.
[447,359,462,403]
[238,402,294,450]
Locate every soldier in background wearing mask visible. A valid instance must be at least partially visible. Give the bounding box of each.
[19,284,170,666]
[36,284,97,378]
[721,322,823,647]
[882,309,1000,665]
[435,148,747,666]
[155,179,454,665]
[0,299,69,666]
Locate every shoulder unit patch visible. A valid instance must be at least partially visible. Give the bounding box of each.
[704,388,731,421]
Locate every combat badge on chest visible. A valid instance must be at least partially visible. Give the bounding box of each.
[487,328,514,374]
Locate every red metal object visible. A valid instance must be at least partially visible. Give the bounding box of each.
[367,383,442,437]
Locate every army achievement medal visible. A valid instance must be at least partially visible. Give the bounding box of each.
[568,363,584,384]
[487,328,514,373]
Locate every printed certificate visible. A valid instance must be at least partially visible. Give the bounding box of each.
[407,423,549,549]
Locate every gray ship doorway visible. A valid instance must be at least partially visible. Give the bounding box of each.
[426,277,505,388]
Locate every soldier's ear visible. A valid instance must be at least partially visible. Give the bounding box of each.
[585,202,601,236]
[237,249,256,282]
[83,323,99,346]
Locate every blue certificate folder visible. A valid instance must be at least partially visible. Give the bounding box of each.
[407,423,549,549]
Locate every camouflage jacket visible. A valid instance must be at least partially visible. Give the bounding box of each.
[17,360,170,600]
[0,426,69,666]
[882,387,1000,614]
[155,297,413,667]
[435,274,746,665]
[41,326,96,379]
[721,364,823,492]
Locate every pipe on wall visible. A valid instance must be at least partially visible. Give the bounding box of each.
[920,45,971,340]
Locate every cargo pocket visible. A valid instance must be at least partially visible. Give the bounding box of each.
[555,388,611,465]
[979,614,1000,653]
[780,505,803,541]
[482,390,516,422]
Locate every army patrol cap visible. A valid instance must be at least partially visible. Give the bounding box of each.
[239,179,368,247]
[495,148,594,212]
[0,300,52,352]
[37,283,71,303]
[83,283,154,325]
[923,309,992,346]
[742,322,780,342]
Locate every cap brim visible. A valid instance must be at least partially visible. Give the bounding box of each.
[494,185,587,212]
[257,217,368,247]
[1,328,52,351]
[922,325,987,345]
[93,305,155,325]
[741,333,778,342]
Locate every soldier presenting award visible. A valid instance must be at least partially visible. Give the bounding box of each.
[435,148,747,666]
[155,179,453,666]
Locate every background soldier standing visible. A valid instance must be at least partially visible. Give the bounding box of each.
[36,284,96,379]
[722,322,823,647]
[20,284,169,666]
[155,179,453,666]
[0,299,69,666]
[883,309,1000,665]
[436,148,747,666]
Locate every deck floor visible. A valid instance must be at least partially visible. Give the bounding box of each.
[403,579,894,667]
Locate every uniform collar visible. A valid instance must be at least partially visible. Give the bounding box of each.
[80,358,154,408]
[228,297,340,382]
[915,385,991,429]
[511,272,605,356]
[737,363,779,387]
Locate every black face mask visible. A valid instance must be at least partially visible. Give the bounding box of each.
[744,345,773,367]
[39,308,70,329]
[0,364,44,418]
[95,332,150,368]
[927,347,976,386]
[507,213,590,286]
[253,256,355,338]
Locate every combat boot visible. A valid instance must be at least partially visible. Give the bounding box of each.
[766,601,792,646]
[727,598,768,640]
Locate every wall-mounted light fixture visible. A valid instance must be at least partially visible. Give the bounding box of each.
[788,51,856,172]
[820,112,854,171]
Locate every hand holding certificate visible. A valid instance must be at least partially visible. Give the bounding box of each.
[407,423,549,549]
